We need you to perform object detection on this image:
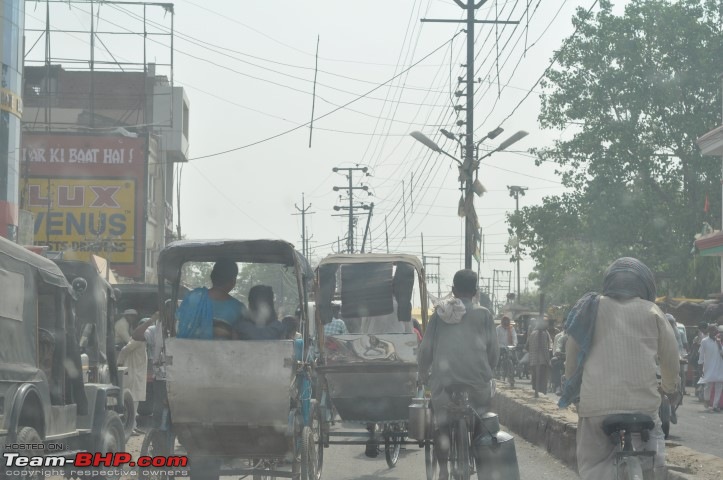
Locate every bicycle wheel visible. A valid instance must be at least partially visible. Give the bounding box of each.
[452,419,470,480]
[621,456,644,480]
[310,401,324,480]
[384,424,402,468]
[300,426,317,480]
[505,358,515,388]
[425,440,438,480]
[659,396,671,439]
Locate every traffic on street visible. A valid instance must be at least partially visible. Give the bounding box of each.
[2,1,723,480]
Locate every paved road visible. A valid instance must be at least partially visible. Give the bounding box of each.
[317,425,576,480]
[509,376,723,460]
[665,391,723,459]
[126,422,576,479]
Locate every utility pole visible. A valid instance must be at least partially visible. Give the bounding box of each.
[293,193,314,258]
[333,166,370,254]
[422,1,518,270]
[385,215,390,254]
[423,255,442,299]
[507,185,528,300]
[360,203,375,253]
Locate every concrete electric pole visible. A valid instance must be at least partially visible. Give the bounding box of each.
[333,166,371,254]
[507,185,528,300]
[293,193,314,259]
[421,1,519,269]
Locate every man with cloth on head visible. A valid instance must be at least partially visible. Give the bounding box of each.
[561,257,679,480]
[418,269,498,480]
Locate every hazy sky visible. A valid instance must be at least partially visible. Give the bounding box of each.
[25,0,627,297]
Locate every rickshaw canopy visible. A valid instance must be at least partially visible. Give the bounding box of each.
[315,253,428,327]
[158,239,313,283]
[317,253,424,271]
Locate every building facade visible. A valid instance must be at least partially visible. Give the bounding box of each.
[0,0,24,240]
[695,75,723,291]
[21,65,189,282]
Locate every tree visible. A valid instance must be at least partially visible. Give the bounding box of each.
[509,0,723,302]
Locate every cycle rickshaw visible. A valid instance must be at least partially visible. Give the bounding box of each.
[156,239,323,480]
[314,254,428,468]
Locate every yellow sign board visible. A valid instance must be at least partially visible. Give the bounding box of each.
[27,178,137,264]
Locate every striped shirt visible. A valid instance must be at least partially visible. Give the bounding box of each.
[324,318,348,336]
[565,296,679,418]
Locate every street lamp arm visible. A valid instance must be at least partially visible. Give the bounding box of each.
[478,130,529,160]
[410,131,463,166]
[442,149,463,166]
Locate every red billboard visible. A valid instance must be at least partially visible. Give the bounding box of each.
[22,133,146,279]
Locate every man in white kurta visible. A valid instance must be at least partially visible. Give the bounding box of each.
[117,335,148,428]
[698,325,723,411]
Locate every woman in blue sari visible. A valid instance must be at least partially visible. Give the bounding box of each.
[176,260,245,339]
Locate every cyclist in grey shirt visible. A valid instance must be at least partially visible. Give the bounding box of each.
[418,269,498,480]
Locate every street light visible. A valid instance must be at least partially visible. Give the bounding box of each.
[409,131,462,165]
[479,130,529,160]
[409,128,528,271]
[440,129,458,142]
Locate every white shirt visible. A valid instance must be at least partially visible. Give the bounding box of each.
[114,317,131,344]
[117,339,147,402]
[698,336,723,384]
[496,325,517,347]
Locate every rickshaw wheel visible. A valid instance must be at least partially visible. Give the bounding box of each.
[424,440,438,480]
[300,426,317,480]
[310,401,324,480]
[384,425,402,468]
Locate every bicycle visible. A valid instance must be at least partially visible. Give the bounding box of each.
[601,413,656,480]
[425,384,481,480]
[496,347,516,388]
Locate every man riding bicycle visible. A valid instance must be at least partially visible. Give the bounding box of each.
[418,269,499,480]
[561,257,679,480]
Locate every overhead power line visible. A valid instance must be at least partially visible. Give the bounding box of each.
[496,0,600,129]
[187,30,465,161]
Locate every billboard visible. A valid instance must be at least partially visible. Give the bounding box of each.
[22,134,146,278]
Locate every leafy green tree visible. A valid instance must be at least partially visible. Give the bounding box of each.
[509,0,723,302]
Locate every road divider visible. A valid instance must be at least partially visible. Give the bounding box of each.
[492,385,723,480]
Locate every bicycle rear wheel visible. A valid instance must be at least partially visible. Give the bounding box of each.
[621,456,644,480]
[452,419,471,480]
[425,441,438,480]
[505,358,515,388]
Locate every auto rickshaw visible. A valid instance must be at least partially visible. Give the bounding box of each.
[0,235,125,478]
[157,239,322,480]
[53,260,138,440]
[314,253,428,468]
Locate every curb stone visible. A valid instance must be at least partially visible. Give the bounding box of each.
[491,385,723,480]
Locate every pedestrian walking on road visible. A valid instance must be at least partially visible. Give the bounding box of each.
[561,257,679,480]
[698,324,723,412]
[527,317,552,395]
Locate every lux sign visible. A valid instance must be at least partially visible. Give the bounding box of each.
[28,185,121,208]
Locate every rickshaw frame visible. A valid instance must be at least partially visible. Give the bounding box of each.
[156,239,319,480]
[314,253,429,468]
